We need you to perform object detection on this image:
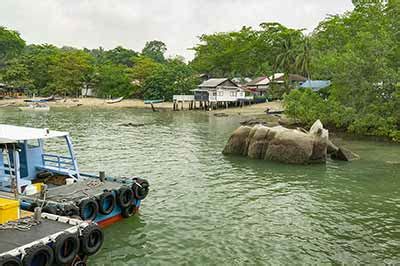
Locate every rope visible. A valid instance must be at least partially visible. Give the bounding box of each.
[0,216,41,232]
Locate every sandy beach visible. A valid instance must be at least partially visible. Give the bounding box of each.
[0,97,284,116]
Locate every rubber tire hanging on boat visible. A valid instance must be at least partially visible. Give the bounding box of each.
[117,186,134,208]
[0,255,22,266]
[132,178,149,200]
[22,244,54,266]
[53,232,80,265]
[42,204,58,215]
[121,203,136,218]
[97,191,116,215]
[79,199,99,221]
[80,224,104,256]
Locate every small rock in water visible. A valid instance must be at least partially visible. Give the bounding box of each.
[331,147,360,161]
[214,113,229,117]
[240,119,268,126]
[119,122,146,127]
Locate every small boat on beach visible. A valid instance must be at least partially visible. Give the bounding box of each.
[144,99,164,112]
[106,97,124,104]
[0,124,150,228]
[18,103,50,112]
[24,95,55,103]
[144,99,164,104]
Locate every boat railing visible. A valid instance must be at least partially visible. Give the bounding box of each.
[0,164,16,174]
[42,154,75,170]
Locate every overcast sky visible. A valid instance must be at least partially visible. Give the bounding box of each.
[1,0,353,60]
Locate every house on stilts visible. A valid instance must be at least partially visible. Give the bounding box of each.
[173,78,250,110]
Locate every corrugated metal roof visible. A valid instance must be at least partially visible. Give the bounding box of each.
[269,73,307,82]
[198,78,229,88]
[247,77,268,86]
[300,80,331,91]
[0,125,69,141]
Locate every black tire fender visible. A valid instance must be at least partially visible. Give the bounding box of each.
[121,204,136,218]
[97,191,116,215]
[132,178,149,200]
[117,186,134,209]
[22,244,54,266]
[80,224,104,256]
[53,232,80,265]
[79,199,99,221]
[42,204,58,215]
[0,255,22,266]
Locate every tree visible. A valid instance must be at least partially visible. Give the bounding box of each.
[1,58,34,92]
[0,27,25,68]
[141,40,167,63]
[96,64,133,98]
[296,37,312,80]
[142,58,198,100]
[128,56,162,98]
[47,50,93,96]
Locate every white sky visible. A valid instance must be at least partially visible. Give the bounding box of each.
[1,0,353,61]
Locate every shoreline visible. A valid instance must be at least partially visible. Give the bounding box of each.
[0,97,285,115]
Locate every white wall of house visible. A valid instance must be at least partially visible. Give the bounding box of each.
[210,89,245,102]
[81,88,94,97]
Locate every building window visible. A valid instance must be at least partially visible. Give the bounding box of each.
[218,91,223,96]
[230,91,236,97]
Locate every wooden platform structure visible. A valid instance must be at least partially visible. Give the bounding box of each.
[172,94,254,111]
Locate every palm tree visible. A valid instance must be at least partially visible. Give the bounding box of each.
[296,37,312,80]
[275,36,297,93]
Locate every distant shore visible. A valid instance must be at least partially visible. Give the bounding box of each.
[0,97,284,116]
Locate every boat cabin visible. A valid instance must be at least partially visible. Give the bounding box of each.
[0,125,79,193]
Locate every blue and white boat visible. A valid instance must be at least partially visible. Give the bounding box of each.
[0,124,149,228]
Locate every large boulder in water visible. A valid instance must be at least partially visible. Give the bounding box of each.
[265,129,314,164]
[223,120,356,164]
[222,126,252,156]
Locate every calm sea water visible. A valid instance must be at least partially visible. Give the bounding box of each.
[1,107,400,265]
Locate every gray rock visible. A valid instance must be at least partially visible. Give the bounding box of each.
[222,126,252,156]
[266,129,314,164]
[331,147,360,161]
[223,120,358,164]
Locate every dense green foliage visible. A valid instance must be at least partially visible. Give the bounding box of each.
[0,26,25,67]
[284,0,400,141]
[191,23,306,78]
[191,0,399,141]
[141,40,167,63]
[0,27,196,99]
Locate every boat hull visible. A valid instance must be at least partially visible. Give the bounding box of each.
[18,106,50,111]
[96,202,141,228]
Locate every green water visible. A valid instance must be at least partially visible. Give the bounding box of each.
[1,107,400,265]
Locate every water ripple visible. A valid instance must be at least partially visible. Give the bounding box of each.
[1,108,399,265]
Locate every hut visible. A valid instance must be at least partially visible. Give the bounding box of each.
[269,73,307,86]
[246,77,270,96]
[193,78,245,102]
[0,83,26,98]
